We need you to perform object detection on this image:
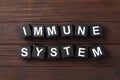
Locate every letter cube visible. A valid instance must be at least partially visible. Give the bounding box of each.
[60,24,73,37]
[75,46,88,59]
[18,46,31,58]
[45,25,59,38]
[32,25,45,37]
[75,25,88,37]
[18,24,32,38]
[89,44,104,59]
[90,25,103,37]
[47,46,60,58]
[60,45,74,58]
[32,45,46,59]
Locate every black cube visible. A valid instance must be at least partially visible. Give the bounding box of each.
[60,24,73,37]
[61,45,74,58]
[90,25,103,37]
[75,46,88,59]
[47,46,60,58]
[89,44,104,59]
[18,24,32,38]
[32,45,46,59]
[32,25,45,37]
[75,25,88,37]
[45,25,59,38]
[18,46,31,58]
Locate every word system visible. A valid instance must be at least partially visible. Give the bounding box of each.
[19,44,104,59]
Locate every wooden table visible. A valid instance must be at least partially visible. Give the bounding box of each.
[0,0,120,80]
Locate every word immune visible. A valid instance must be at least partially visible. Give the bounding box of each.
[18,24,103,38]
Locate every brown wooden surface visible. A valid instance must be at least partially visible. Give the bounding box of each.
[0,0,120,80]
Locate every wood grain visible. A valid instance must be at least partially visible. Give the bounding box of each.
[0,0,120,80]
[0,0,119,22]
[0,67,120,80]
